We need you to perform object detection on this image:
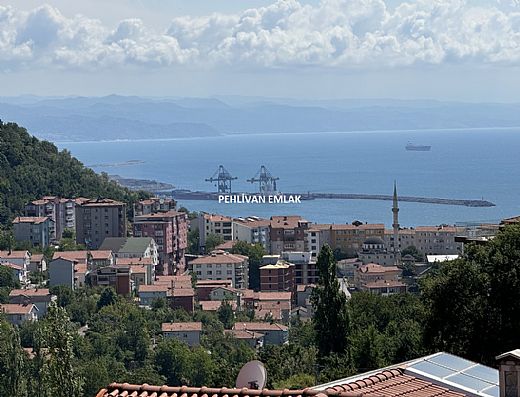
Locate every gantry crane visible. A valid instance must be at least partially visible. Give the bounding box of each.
[205,165,237,194]
[247,165,279,193]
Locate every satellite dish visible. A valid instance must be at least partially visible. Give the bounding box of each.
[235,360,267,390]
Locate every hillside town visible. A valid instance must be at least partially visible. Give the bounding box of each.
[0,183,510,338]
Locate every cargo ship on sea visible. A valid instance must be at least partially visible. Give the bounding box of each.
[406,142,431,151]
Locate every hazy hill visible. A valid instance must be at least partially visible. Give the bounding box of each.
[1,95,520,142]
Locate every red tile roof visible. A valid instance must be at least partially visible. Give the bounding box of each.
[234,322,288,332]
[200,300,237,311]
[1,262,24,271]
[13,216,49,224]
[115,257,152,266]
[0,250,30,259]
[29,254,44,262]
[162,322,202,332]
[325,368,466,397]
[96,384,359,397]
[79,198,125,207]
[358,263,400,274]
[0,303,37,314]
[9,288,51,297]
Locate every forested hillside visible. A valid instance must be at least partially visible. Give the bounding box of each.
[0,120,150,226]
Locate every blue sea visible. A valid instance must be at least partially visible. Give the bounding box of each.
[57,128,520,227]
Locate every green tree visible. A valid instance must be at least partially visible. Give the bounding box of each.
[187,228,200,254]
[0,264,20,288]
[311,244,350,356]
[205,233,224,253]
[0,319,27,396]
[217,300,235,329]
[97,287,118,311]
[401,245,424,261]
[34,305,84,397]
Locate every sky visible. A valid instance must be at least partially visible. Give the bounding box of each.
[1,0,520,101]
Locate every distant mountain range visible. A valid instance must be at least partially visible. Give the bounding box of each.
[1,95,520,142]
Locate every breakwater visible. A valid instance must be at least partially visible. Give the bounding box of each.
[170,190,495,208]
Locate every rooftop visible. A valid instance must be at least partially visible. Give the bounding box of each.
[234,322,288,332]
[13,216,49,224]
[100,237,154,254]
[0,250,29,259]
[96,384,358,397]
[79,198,125,207]
[9,288,51,297]
[191,250,248,265]
[358,264,400,274]
[0,303,37,314]
[162,322,202,332]
[115,257,152,266]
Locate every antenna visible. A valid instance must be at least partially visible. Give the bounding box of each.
[235,360,267,390]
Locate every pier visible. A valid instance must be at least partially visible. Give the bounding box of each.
[170,190,495,208]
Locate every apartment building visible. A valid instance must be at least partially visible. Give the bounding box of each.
[358,237,396,266]
[13,216,52,248]
[233,217,271,251]
[24,196,87,241]
[0,304,39,325]
[190,250,249,289]
[9,288,56,316]
[133,210,188,274]
[75,198,127,249]
[414,226,464,255]
[328,223,386,257]
[354,263,406,295]
[281,251,319,285]
[162,322,202,347]
[259,260,295,293]
[134,197,176,217]
[305,225,331,258]
[195,213,233,252]
[269,216,310,254]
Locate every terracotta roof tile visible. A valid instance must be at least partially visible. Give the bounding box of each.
[0,250,30,259]
[97,384,363,397]
[162,322,202,332]
[325,368,467,397]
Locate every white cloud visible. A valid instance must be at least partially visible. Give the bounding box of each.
[1,0,520,72]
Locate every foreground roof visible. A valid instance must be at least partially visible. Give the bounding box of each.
[96,384,359,397]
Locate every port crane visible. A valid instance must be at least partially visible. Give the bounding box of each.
[205,165,237,194]
[247,165,279,193]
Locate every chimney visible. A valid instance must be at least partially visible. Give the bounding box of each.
[497,350,520,397]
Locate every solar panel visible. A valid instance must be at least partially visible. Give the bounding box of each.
[463,365,498,384]
[429,353,475,371]
[446,373,494,391]
[408,360,455,378]
[406,353,499,397]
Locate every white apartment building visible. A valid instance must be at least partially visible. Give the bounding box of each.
[195,213,234,252]
[190,250,249,289]
[233,217,270,251]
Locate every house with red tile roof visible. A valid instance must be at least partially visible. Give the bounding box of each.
[9,288,56,316]
[233,322,288,345]
[224,329,264,348]
[190,250,249,289]
[162,322,202,346]
[354,263,404,295]
[0,303,39,325]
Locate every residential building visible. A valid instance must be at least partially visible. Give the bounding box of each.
[195,213,234,252]
[200,300,237,312]
[354,263,406,295]
[305,225,330,259]
[296,284,315,308]
[195,279,233,301]
[0,303,39,325]
[138,285,169,307]
[75,198,127,249]
[328,223,386,257]
[133,210,188,275]
[414,226,463,255]
[49,257,76,289]
[162,322,202,346]
[224,329,264,348]
[138,282,195,313]
[115,257,154,286]
[269,216,309,254]
[259,260,295,293]
[0,250,31,268]
[208,286,241,302]
[233,322,288,345]
[13,216,52,248]
[232,217,271,251]
[87,265,132,295]
[281,251,319,285]
[8,288,56,316]
[190,250,249,289]
[134,197,176,216]
[170,287,195,313]
[1,262,28,285]
[28,254,46,273]
[242,291,292,322]
[51,250,114,270]
[357,237,396,266]
[100,237,158,282]
[383,228,416,253]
